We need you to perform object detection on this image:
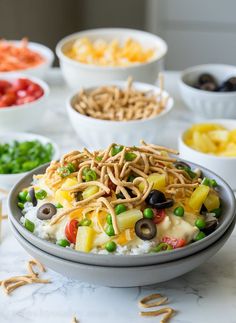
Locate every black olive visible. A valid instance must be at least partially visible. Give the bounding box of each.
[198,73,216,85]
[200,204,207,214]
[152,199,174,210]
[135,218,157,240]
[199,82,217,92]
[29,188,37,207]
[145,189,166,206]
[202,218,218,235]
[221,77,236,92]
[37,203,57,220]
[174,161,191,170]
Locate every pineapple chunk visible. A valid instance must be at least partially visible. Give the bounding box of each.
[191,123,224,133]
[139,173,166,192]
[117,209,143,231]
[82,185,99,199]
[208,130,229,144]
[55,178,78,206]
[75,226,94,252]
[188,185,210,212]
[204,192,220,212]
[93,232,111,247]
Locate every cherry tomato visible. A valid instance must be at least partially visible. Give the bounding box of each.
[12,78,31,91]
[161,237,186,249]
[65,219,79,244]
[153,209,166,224]
[0,92,17,106]
[0,80,11,91]
[16,96,36,105]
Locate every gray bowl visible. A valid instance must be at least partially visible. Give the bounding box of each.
[9,218,235,287]
[8,162,236,267]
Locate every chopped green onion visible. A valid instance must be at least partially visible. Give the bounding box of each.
[111,145,123,156]
[79,218,92,226]
[57,239,70,247]
[35,189,47,200]
[55,203,63,209]
[202,177,218,188]
[18,202,25,210]
[84,170,97,182]
[24,219,35,232]
[125,152,137,161]
[152,242,173,252]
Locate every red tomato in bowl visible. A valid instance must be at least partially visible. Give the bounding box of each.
[0,92,17,107]
[65,219,79,244]
[153,209,166,224]
[161,237,186,249]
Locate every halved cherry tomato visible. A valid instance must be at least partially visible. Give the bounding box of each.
[0,80,11,91]
[0,92,17,106]
[65,219,79,244]
[153,209,166,224]
[12,78,31,91]
[161,237,186,249]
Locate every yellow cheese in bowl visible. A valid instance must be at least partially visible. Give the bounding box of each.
[184,123,236,156]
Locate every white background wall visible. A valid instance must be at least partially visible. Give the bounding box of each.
[146,0,236,70]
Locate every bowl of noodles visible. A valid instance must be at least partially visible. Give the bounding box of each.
[8,141,236,268]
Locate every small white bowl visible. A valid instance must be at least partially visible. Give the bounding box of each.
[0,132,60,190]
[56,28,167,89]
[0,74,50,132]
[178,119,236,190]
[66,81,174,149]
[179,64,236,119]
[0,41,54,80]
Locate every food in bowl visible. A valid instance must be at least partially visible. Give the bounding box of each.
[0,77,44,107]
[0,38,45,72]
[65,37,155,67]
[193,73,236,92]
[184,123,236,156]
[17,142,222,255]
[72,78,168,121]
[0,140,54,174]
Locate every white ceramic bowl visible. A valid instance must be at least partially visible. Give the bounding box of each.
[56,28,167,89]
[67,81,174,149]
[179,119,236,190]
[9,218,235,287]
[0,41,54,80]
[0,74,50,132]
[179,64,236,119]
[0,132,59,190]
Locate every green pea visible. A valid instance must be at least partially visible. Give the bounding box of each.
[24,219,35,233]
[194,231,206,241]
[125,152,137,161]
[152,243,173,252]
[115,204,127,215]
[174,206,185,217]
[105,225,115,236]
[195,218,206,230]
[79,218,92,226]
[84,170,97,182]
[143,208,154,219]
[57,239,70,247]
[111,145,123,156]
[35,189,47,200]
[67,162,76,173]
[56,203,63,209]
[211,208,222,218]
[210,179,218,187]
[106,214,112,225]
[105,241,117,252]
[18,202,25,210]
[18,191,28,203]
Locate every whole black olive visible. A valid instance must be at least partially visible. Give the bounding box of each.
[174,161,191,170]
[200,82,217,92]
[152,199,174,210]
[198,73,216,85]
[202,218,218,235]
[145,190,166,206]
[29,188,37,207]
[221,77,236,92]
[37,203,57,220]
[135,218,157,240]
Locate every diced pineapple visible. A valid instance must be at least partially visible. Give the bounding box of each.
[192,132,208,153]
[191,123,224,133]
[208,130,229,144]
[116,229,135,245]
[55,178,78,206]
[116,209,143,231]
[139,173,166,192]
[229,129,236,143]
[93,232,111,247]
[204,192,220,212]
[69,208,83,220]
[75,226,94,252]
[82,185,99,199]
[188,185,210,211]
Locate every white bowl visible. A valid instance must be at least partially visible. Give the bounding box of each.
[178,119,236,190]
[179,64,236,119]
[0,41,54,80]
[0,74,50,132]
[66,81,174,149]
[9,217,235,287]
[56,28,167,89]
[0,132,60,190]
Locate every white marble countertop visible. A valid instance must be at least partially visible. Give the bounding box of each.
[1,69,236,323]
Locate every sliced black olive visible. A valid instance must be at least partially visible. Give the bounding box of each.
[199,82,217,92]
[152,199,174,210]
[29,188,37,207]
[37,203,57,220]
[202,218,218,235]
[174,161,191,170]
[135,218,157,240]
[198,73,216,85]
[145,189,166,206]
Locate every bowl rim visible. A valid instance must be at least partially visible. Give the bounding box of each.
[7,159,236,262]
[0,132,60,178]
[180,63,236,97]
[56,28,168,70]
[67,81,174,125]
[0,73,50,111]
[179,119,236,161]
[0,40,54,74]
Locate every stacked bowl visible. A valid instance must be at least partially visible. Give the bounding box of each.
[8,161,236,287]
